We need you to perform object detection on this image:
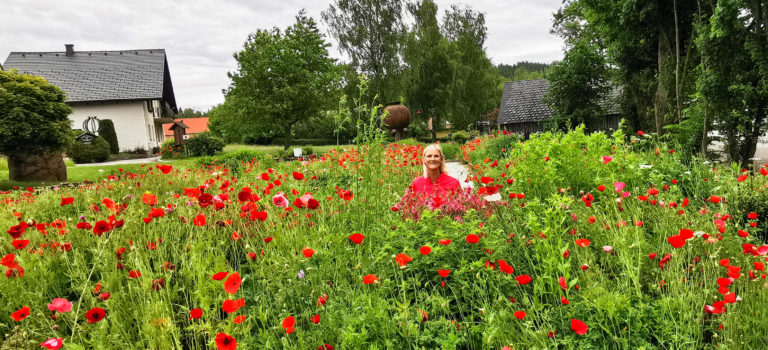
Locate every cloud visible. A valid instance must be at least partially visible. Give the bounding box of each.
[1,0,564,110]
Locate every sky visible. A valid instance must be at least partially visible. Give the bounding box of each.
[0,0,565,111]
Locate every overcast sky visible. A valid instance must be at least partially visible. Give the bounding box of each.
[0,0,565,111]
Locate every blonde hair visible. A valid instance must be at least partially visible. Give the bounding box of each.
[422,143,447,177]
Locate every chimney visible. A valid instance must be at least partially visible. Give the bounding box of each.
[65,44,74,57]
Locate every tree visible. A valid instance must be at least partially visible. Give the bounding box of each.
[225,11,341,150]
[544,39,610,131]
[98,119,119,154]
[176,108,207,118]
[322,0,406,102]
[0,69,73,181]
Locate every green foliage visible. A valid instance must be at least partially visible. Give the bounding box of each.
[176,108,208,119]
[195,149,274,174]
[497,61,552,80]
[438,142,460,160]
[450,130,470,144]
[184,132,225,157]
[225,10,341,149]
[0,69,73,155]
[97,119,119,154]
[66,136,110,163]
[159,139,186,159]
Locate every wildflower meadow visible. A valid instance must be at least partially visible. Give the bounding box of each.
[2,126,768,349]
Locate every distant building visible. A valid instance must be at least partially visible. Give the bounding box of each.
[3,44,178,152]
[497,79,620,137]
[163,118,209,138]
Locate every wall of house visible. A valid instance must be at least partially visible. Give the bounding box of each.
[69,101,154,152]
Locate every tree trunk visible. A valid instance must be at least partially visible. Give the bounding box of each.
[283,132,292,151]
[674,0,682,123]
[8,152,67,182]
[655,29,672,135]
[726,128,739,163]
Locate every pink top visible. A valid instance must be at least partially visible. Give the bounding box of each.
[410,173,460,195]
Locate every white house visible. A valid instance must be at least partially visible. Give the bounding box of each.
[2,44,177,152]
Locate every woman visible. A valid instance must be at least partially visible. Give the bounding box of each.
[409,144,460,195]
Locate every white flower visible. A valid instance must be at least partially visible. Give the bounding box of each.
[694,231,706,237]
[602,246,613,253]
[639,164,652,169]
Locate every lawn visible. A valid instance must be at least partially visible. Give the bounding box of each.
[2,129,768,349]
[222,144,355,156]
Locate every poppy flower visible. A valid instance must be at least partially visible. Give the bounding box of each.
[222,298,245,313]
[516,275,532,285]
[302,248,315,258]
[318,344,334,350]
[156,164,173,174]
[10,306,30,321]
[292,171,304,180]
[189,308,203,320]
[272,193,289,208]
[92,220,111,236]
[748,212,758,219]
[11,239,29,250]
[47,298,72,313]
[193,214,206,226]
[317,294,329,306]
[215,332,237,350]
[709,195,722,204]
[310,314,320,324]
[570,318,589,335]
[420,309,428,322]
[85,307,106,323]
[602,155,613,164]
[363,274,379,284]
[149,208,165,218]
[498,259,514,274]
[224,273,242,294]
[667,235,687,248]
[282,316,296,334]
[466,234,479,244]
[438,269,451,278]
[395,253,413,267]
[613,182,625,193]
[349,233,364,245]
[575,239,590,248]
[514,311,526,320]
[128,270,141,278]
[61,197,74,206]
[76,222,92,230]
[233,315,246,324]
[558,276,567,290]
[561,296,570,305]
[40,338,63,350]
[211,272,229,280]
[597,185,605,192]
[419,246,432,255]
[438,239,452,245]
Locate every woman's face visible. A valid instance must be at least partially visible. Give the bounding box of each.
[423,148,442,172]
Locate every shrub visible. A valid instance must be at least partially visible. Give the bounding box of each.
[185,132,225,157]
[196,149,274,174]
[98,119,119,154]
[451,130,470,144]
[66,136,110,163]
[439,142,460,161]
[159,139,186,159]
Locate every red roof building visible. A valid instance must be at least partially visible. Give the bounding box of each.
[163,118,209,137]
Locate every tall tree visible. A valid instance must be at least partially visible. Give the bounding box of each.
[226,11,341,149]
[322,0,406,102]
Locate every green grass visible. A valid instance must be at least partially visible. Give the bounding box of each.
[0,158,191,190]
[223,144,354,156]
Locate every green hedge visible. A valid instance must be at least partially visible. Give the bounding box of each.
[98,119,119,154]
[195,150,275,174]
[185,132,225,157]
[159,139,186,159]
[67,137,110,163]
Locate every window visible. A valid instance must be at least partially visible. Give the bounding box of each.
[147,100,154,113]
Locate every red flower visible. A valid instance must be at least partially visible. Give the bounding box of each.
[10,306,30,321]
[515,275,532,285]
[302,248,315,258]
[222,298,245,313]
[128,270,141,278]
[438,269,451,278]
[11,239,29,250]
[92,220,112,236]
[85,307,106,323]
[570,318,589,335]
[317,294,329,306]
[233,315,245,324]
[349,233,364,245]
[438,239,452,245]
[561,296,570,305]
[142,193,157,206]
[156,164,173,174]
[193,214,206,226]
[76,222,92,230]
[514,311,526,320]
[215,332,237,350]
[310,314,320,324]
[575,239,590,247]
[189,308,203,320]
[363,274,379,284]
[466,234,479,244]
[709,195,722,204]
[40,338,63,350]
[224,273,242,294]
[395,253,413,267]
[282,316,296,334]
[558,276,567,290]
[149,208,165,218]
[61,197,74,206]
[419,246,432,255]
[667,235,687,248]
[318,345,334,350]
[498,259,514,274]
[292,171,304,180]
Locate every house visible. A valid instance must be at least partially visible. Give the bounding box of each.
[497,79,620,136]
[2,44,178,152]
[163,118,209,139]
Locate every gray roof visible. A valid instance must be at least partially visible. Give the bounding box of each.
[3,48,177,112]
[497,78,620,125]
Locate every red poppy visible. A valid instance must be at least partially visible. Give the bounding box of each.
[142,193,157,206]
[748,212,758,219]
[395,253,413,267]
[419,246,432,255]
[292,171,304,180]
[189,308,203,320]
[11,239,29,250]
[466,234,479,244]
[709,195,722,204]
[76,222,92,230]
[224,273,242,295]
[570,318,589,335]
[61,197,74,206]
[561,296,570,305]
[558,276,567,290]
[193,214,206,226]
[310,314,320,324]
[667,235,687,248]
[498,259,514,274]
[515,275,532,285]
[420,309,428,322]
[302,248,315,258]
[128,270,141,278]
[222,298,245,313]
[363,274,379,284]
[85,307,106,323]
[212,272,229,280]
[215,332,237,350]
[282,316,296,334]
[317,294,329,306]
[10,306,30,321]
[514,311,526,320]
[438,239,452,245]
[156,164,173,174]
[92,220,112,237]
[349,233,364,245]
[149,208,165,218]
[318,345,334,350]
[438,269,451,278]
[233,315,245,324]
[575,239,590,247]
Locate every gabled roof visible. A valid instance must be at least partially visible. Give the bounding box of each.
[497,78,620,125]
[3,48,177,112]
[164,118,209,136]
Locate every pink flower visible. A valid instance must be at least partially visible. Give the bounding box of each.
[40,338,64,350]
[602,245,613,253]
[613,182,625,193]
[602,155,613,164]
[47,298,72,313]
[272,193,288,208]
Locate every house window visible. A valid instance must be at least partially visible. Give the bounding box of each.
[147,100,154,113]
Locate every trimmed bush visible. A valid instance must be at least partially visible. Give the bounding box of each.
[67,137,110,163]
[185,132,225,157]
[195,150,274,174]
[159,139,186,159]
[451,130,471,144]
[98,119,119,154]
[439,142,460,161]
